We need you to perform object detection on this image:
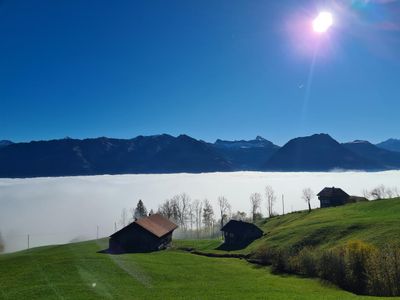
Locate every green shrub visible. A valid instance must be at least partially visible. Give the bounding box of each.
[253,240,400,296]
[271,249,291,274]
[342,240,375,294]
[318,249,346,288]
[252,244,275,265]
[294,247,318,277]
[367,243,400,296]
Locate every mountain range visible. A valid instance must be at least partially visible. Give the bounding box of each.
[0,134,399,178]
[376,139,400,153]
[213,136,279,170]
[0,140,13,148]
[263,134,382,171]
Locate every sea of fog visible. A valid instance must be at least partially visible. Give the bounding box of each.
[1,171,399,253]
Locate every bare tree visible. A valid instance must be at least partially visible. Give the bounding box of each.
[166,193,191,230]
[158,200,173,219]
[362,189,371,200]
[370,185,386,200]
[393,187,400,198]
[386,189,393,198]
[192,199,203,238]
[119,208,129,227]
[250,193,262,222]
[188,201,195,235]
[0,231,4,253]
[202,199,215,236]
[265,186,276,218]
[302,188,315,212]
[178,193,191,230]
[362,185,400,200]
[385,187,399,199]
[217,196,231,230]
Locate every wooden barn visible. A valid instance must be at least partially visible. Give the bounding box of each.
[109,214,177,253]
[221,220,263,246]
[317,187,350,208]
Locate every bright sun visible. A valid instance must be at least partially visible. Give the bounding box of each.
[313,12,333,33]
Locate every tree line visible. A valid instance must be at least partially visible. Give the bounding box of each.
[117,184,400,238]
[363,185,400,200]
[117,185,318,238]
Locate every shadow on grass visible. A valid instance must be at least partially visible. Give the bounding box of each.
[215,240,253,251]
[97,247,164,255]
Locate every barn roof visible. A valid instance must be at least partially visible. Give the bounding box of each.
[135,214,178,238]
[111,214,178,238]
[317,187,349,198]
[221,220,263,235]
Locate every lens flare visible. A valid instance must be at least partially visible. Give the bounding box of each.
[313,12,333,33]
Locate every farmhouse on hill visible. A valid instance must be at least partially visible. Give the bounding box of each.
[317,187,368,208]
[108,213,178,253]
[221,220,263,246]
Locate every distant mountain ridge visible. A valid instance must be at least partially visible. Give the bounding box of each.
[212,136,279,170]
[264,134,381,171]
[0,140,13,148]
[0,135,232,178]
[343,140,400,169]
[214,136,277,149]
[376,139,400,153]
[0,134,399,178]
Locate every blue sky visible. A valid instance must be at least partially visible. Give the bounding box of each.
[1,0,399,145]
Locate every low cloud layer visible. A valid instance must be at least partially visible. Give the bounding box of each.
[0,171,399,253]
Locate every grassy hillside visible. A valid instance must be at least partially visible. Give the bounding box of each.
[0,238,390,300]
[255,198,400,251]
[1,199,399,299]
[176,198,400,297]
[180,198,400,255]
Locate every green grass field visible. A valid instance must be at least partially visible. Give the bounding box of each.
[0,238,393,300]
[1,198,400,299]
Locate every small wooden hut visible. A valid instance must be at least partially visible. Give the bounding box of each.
[109,214,177,253]
[317,187,350,208]
[221,220,263,246]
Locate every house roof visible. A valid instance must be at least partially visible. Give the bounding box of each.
[317,187,349,198]
[221,220,263,235]
[111,214,178,238]
[136,214,178,238]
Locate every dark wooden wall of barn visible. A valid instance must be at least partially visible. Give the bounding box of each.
[109,223,173,253]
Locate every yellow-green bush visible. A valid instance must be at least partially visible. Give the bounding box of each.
[317,249,346,287]
[254,240,400,296]
[293,247,318,277]
[271,248,291,274]
[367,243,400,296]
[341,240,376,294]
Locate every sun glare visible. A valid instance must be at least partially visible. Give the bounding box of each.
[313,12,333,33]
